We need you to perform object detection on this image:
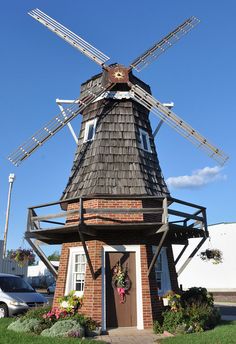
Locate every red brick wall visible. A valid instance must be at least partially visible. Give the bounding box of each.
[53,199,179,328]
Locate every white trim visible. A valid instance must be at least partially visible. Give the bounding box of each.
[139,128,152,152]
[102,245,143,331]
[83,118,97,142]
[65,246,85,296]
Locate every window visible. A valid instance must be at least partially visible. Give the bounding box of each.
[84,118,97,142]
[139,128,151,152]
[65,247,86,297]
[73,253,86,292]
[155,253,163,290]
[152,247,171,296]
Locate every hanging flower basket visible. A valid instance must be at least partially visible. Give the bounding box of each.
[199,249,223,264]
[9,248,35,267]
[112,262,131,303]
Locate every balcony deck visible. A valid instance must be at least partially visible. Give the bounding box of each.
[24,195,208,279]
[25,195,208,244]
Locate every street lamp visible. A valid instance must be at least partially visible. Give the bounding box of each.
[2,173,15,258]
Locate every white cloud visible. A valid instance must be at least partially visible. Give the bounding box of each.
[166,166,227,189]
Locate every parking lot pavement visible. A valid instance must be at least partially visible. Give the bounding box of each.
[215,302,236,321]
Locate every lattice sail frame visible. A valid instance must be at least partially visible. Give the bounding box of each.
[8,82,113,166]
[8,9,228,166]
[130,16,200,72]
[129,83,228,165]
[28,8,110,66]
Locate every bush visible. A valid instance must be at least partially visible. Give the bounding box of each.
[162,308,185,334]
[181,287,214,307]
[153,320,163,334]
[21,306,51,320]
[73,313,99,330]
[41,319,85,338]
[154,287,221,335]
[185,303,221,331]
[8,318,42,333]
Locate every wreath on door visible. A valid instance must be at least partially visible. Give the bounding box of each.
[112,262,131,303]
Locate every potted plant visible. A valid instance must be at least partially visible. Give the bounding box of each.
[162,290,181,310]
[9,248,35,267]
[199,249,223,264]
[58,290,83,312]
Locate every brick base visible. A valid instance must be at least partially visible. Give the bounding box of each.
[53,240,179,329]
[53,199,179,328]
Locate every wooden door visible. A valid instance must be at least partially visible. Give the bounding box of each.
[105,252,137,328]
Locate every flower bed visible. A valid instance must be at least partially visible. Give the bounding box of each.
[154,287,221,335]
[7,299,100,339]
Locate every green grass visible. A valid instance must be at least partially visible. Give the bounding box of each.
[0,318,105,344]
[156,320,236,344]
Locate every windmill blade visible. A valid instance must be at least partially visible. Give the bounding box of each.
[130,83,228,165]
[130,16,200,72]
[8,82,114,167]
[28,8,110,67]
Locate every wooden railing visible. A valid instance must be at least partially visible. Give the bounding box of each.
[26,195,208,236]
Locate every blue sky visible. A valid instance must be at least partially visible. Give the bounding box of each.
[0,0,235,253]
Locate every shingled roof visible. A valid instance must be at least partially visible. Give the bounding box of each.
[62,70,169,199]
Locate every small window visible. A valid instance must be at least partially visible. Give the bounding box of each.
[139,128,151,152]
[84,118,97,142]
[155,253,162,290]
[65,247,87,297]
[73,253,86,293]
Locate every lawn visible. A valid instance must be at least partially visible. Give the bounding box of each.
[157,320,236,344]
[0,318,105,344]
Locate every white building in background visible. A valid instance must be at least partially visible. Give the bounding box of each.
[173,222,236,292]
[0,240,27,276]
[27,260,59,287]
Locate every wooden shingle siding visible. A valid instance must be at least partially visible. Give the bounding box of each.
[62,70,169,199]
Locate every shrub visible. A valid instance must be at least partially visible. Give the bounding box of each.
[153,320,163,334]
[72,312,100,334]
[181,287,214,307]
[185,303,221,331]
[153,287,221,335]
[21,306,51,320]
[162,308,185,334]
[41,319,85,338]
[8,318,42,333]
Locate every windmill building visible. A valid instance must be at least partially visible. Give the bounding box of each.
[8,9,228,330]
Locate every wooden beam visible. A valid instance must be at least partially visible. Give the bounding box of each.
[174,243,189,265]
[168,209,203,222]
[25,237,58,278]
[177,237,207,276]
[84,208,163,214]
[168,197,206,210]
[148,200,170,276]
[147,226,169,276]
[78,226,95,280]
[32,209,78,222]
[78,198,95,280]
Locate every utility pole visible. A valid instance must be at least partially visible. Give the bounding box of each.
[3,173,15,258]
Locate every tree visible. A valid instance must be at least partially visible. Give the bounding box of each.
[47,250,60,261]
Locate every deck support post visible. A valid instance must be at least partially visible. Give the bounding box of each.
[78,197,96,280]
[174,243,189,265]
[147,197,169,276]
[177,236,207,276]
[25,237,58,278]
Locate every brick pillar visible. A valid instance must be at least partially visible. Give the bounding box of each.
[140,244,164,328]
